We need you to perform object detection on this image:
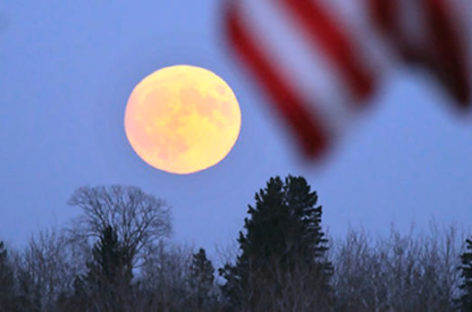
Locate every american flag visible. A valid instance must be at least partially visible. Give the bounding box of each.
[224,0,472,159]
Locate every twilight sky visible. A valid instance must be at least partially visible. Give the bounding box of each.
[1,0,471,257]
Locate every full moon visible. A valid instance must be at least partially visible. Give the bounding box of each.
[124,65,241,174]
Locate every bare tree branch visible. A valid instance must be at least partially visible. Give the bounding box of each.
[67,185,171,269]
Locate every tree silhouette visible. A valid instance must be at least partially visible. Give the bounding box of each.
[0,241,17,311]
[188,248,215,308]
[459,237,472,311]
[68,185,171,270]
[79,226,132,312]
[219,175,333,311]
[88,226,132,285]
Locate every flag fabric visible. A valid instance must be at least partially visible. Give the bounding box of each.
[224,0,472,159]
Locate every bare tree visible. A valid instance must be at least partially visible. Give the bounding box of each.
[14,228,81,312]
[67,185,171,269]
[136,242,193,311]
[330,223,465,312]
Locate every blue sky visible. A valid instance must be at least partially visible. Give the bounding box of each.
[1,0,471,257]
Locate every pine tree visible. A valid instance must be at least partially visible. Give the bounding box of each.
[88,226,132,285]
[219,176,333,311]
[188,248,215,308]
[81,226,133,311]
[459,238,472,312]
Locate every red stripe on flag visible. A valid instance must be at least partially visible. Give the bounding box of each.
[424,0,470,107]
[225,4,330,158]
[368,0,420,61]
[368,0,397,36]
[279,0,375,103]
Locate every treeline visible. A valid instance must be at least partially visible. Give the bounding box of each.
[0,177,471,312]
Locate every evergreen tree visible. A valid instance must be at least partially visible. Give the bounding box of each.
[88,226,132,285]
[220,176,333,311]
[188,248,215,308]
[81,226,133,311]
[459,237,472,312]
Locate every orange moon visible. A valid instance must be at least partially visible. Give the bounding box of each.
[124,65,241,174]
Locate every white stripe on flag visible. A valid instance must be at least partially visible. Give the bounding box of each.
[239,0,363,137]
[314,0,396,83]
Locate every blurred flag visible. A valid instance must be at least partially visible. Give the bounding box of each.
[224,0,472,159]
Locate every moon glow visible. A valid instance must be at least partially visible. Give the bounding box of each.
[124,65,241,174]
